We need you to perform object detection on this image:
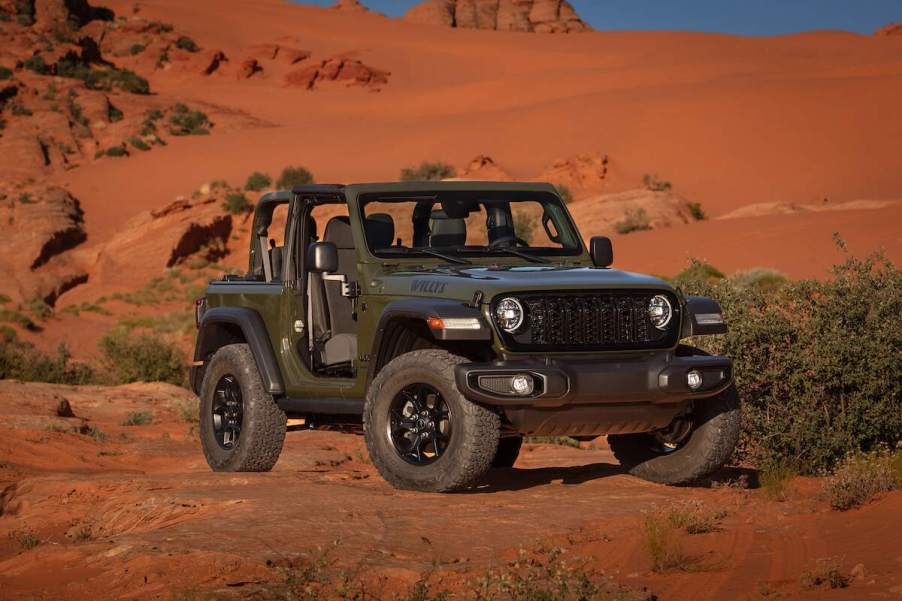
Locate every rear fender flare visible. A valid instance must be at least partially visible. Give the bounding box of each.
[193,307,285,395]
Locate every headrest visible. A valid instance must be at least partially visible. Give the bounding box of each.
[324,216,354,249]
[429,210,466,248]
[365,213,395,250]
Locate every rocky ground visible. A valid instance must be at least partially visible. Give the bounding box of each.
[0,380,900,600]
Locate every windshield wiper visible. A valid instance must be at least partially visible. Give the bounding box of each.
[471,247,550,264]
[382,247,471,265]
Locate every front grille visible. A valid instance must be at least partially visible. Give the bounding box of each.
[495,291,680,352]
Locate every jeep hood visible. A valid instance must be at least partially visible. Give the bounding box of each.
[376,265,675,301]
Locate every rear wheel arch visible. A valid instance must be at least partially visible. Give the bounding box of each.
[194,307,285,396]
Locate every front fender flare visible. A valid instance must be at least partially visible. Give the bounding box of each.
[193,307,285,396]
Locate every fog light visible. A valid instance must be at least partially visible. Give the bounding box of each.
[510,375,534,395]
[686,370,703,390]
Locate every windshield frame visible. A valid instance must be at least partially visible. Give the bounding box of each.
[357,189,587,263]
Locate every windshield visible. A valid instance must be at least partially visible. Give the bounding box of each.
[359,190,583,260]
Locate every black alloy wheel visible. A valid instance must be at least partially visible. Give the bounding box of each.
[212,374,244,449]
[387,383,452,465]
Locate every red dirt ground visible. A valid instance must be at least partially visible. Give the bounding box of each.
[0,380,900,600]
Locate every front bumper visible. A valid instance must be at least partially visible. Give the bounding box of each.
[454,352,732,437]
[454,352,732,408]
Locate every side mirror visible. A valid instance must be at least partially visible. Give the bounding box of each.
[308,241,338,273]
[590,236,613,268]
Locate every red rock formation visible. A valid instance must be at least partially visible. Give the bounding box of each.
[404,0,590,33]
[284,57,389,90]
[459,155,511,180]
[537,153,609,198]
[874,22,902,36]
[0,185,88,304]
[330,0,372,12]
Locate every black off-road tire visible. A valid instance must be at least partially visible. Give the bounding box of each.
[492,436,523,468]
[608,384,741,485]
[199,344,287,472]
[363,350,500,492]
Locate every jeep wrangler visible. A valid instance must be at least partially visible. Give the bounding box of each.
[191,182,739,492]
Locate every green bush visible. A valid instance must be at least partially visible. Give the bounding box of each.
[108,103,124,122]
[168,103,210,135]
[104,146,128,158]
[615,208,652,234]
[128,43,146,56]
[222,192,251,214]
[244,171,272,192]
[675,246,902,474]
[555,183,573,204]
[729,268,787,294]
[400,161,455,182]
[23,55,50,74]
[175,36,199,52]
[127,136,151,151]
[276,165,315,189]
[822,451,899,510]
[99,328,186,386]
[0,66,12,80]
[643,173,672,192]
[84,68,150,95]
[687,201,706,220]
[0,337,95,384]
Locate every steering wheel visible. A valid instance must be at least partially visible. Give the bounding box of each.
[489,236,528,249]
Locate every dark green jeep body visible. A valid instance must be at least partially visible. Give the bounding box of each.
[190,182,739,491]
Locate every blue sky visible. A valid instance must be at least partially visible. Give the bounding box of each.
[298,0,900,35]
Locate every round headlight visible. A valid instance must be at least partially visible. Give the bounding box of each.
[495,297,524,332]
[648,295,672,330]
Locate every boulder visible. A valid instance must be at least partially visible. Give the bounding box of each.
[566,189,694,238]
[330,0,372,12]
[285,57,389,90]
[403,0,590,32]
[93,199,232,287]
[0,125,50,180]
[0,184,88,304]
[874,22,902,36]
[458,155,511,180]
[537,153,609,199]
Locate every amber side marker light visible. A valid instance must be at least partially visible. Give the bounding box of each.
[427,316,483,330]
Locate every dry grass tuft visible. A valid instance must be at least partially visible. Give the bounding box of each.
[799,557,850,590]
[822,451,899,511]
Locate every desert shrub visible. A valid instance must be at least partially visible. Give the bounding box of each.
[175,36,199,52]
[799,557,849,590]
[108,103,124,122]
[524,436,581,448]
[127,136,150,151]
[84,68,150,95]
[168,103,210,135]
[0,66,12,80]
[128,43,146,56]
[9,528,40,550]
[99,328,186,386]
[66,95,88,126]
[641,511,691,572]
[673,260,724,285]
[822,451,899,510]
[103,145,128,158]
[729,268,787,294]
[555,183,573,204]
[759,460,794,501]
[10,101,31,116]
[0,338,95,384]
[245,171,272,192]
[687,201,706,220]
[615,208,652,234]
[663,500,726,534]
[223,192,252,214]
[120,411,153,426]
[18,192,33,204]
[643,173,672,192]
[400,161,455,182]
[675,244,902,474]
[277,165,315,189]
[23,55,50,74]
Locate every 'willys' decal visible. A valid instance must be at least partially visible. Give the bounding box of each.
[411,279,447,294]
